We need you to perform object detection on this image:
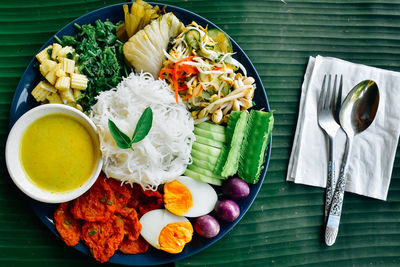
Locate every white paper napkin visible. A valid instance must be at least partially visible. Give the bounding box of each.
[287,55,400,200]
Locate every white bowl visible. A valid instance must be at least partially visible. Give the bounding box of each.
[5,104,103,203]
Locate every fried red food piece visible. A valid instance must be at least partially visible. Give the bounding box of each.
[128,184,163,215]
[71,175,116,222]
[118,207,141,241]
[54,202,82,246]
[119,236,149,254]
[82,215,124,263]
[105,178,131,212]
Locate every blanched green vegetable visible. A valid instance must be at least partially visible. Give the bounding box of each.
[239,110,274,184]
[57,20,128,111]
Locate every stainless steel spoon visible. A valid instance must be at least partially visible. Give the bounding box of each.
[325,80,379,246]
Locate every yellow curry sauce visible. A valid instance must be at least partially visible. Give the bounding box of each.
[20,113,96,193]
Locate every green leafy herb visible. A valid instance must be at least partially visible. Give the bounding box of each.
[108,120,132,149]
[131,107,153,143]
[58,19,128,111]
[100,196,107,202]
[108,107,153,150]
[89,230,97,236]
[64,220,71,226]
[107,200,113,205]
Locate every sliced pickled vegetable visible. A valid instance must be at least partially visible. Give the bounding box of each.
[185,29,201,51]
[208,28,233,53]
[239,110,274,184]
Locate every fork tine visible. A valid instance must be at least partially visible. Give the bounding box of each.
[331,75,337,111]
[318,75,327,112]
[334,75,343,121]
[324,75,332,109]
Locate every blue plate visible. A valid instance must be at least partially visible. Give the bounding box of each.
[8,2,271,266]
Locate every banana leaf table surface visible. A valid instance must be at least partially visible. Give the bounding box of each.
[1,0,400,266]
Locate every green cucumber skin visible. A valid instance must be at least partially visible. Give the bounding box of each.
[184,169,222,186]
[224,111,241,145]
[185,29,201,51]
[191,149,219,165]
[239,110,274,184]
[207,28,233,53]
[221,111,249,177]
[193,141,221,156]
[195,135,224,148]
[195,121,225,134]
[213,144,229,176]
[187,164,226,180]
[194,127,226,143]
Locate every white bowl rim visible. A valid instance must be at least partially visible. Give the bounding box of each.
[5,104,103,203]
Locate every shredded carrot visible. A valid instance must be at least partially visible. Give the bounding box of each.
[159,68,173,79]
[178,85,188,92]
[213,66,223,71]
[172,56,195,104]
[183,94,192,100]
[196,85,203,96]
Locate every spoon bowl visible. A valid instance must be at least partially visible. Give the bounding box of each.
[339,80,379,138]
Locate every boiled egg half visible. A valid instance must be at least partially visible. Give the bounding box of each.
[140,209,193,253]
[163,176,218,217]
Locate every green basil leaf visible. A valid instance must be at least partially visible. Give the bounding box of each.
[131,107,153,144]
[108,119,132,149]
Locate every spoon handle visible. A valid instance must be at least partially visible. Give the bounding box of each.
[324,136,337,223]
[325,137,352,246]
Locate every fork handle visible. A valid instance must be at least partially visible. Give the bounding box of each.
[324,136,336,223]
[325,137,352,246]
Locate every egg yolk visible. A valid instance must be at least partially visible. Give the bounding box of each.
[159,222,193,253]
[164,180,193,215]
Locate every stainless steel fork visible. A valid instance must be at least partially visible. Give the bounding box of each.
[317,74,343,223]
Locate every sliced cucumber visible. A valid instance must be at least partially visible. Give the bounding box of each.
[195,135,224,148]
[195,121,225,134]
[184,169,222,186]
[194,127,226,142]
[223,55,239,71]
[208,28,233,53]
[221,84,231,96]
[239,110,274,184]
[192,157,214,170]
[187,164,226,180]
[185,29,200,51]
[191,149,219,165]
[193,141,221,156]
